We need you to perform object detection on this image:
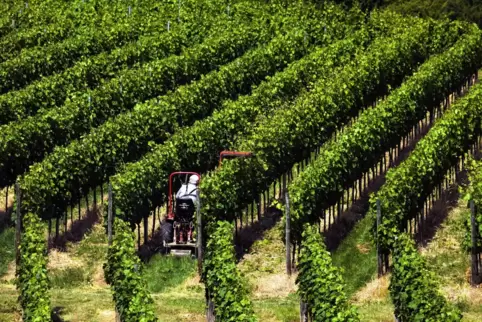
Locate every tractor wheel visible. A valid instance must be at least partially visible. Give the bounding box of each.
[160,221,173,254]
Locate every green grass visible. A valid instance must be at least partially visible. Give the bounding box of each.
[50,266,92,289]
[419,201,482,322]
[0,285,18,322]
[331,213,377,297]
[0,228,14,277]
[252,294,299,322]
[50,288,115,322]
[423,205,470,285]
[73,225,108,266]
[143,255,197,293]
[153,295,205,322]
[354,297,394,322]
[336,199,482,321]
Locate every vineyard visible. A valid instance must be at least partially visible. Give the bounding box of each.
[1,0,482,321]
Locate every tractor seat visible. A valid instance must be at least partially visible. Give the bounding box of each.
[175,198,195,223]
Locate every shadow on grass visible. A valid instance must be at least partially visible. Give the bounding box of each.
[50,266,92,289]
[0,228,15,277]
[415,184,462,247]
[234,206,283,261]
[0,208,12,235]
[49,206,100,251]
[138,218,166,263]
[51,306,67,322]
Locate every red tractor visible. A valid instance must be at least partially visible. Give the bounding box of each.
[161,152,253,257]
[161,171,202,257]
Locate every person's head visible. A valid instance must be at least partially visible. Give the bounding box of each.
[188,174,199,185]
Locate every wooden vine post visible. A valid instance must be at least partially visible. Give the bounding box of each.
[207,293,215,322]
[196,188,203,275]
[198,187,213,321]
[15,182,22,268]
[285,191,292,276]
[5,186,8,213]
[107,183,120,322]
[376,199,383,277]
[470,200,481,286]
[143,215,148,245]
[299,301,308,322]
[107,183,114,245]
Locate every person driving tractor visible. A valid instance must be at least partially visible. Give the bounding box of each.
[175,174,199,206]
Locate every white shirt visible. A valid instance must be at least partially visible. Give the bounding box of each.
[176,183,198,206]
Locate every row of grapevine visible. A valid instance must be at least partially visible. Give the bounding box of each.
[105,10,426,223]
[17,212,50,321]
[290,80,479,320]
[390,233,462,321]
[0,26,184,125]
[392,162,473,317]
[101,4,345,319]
[203,221,256,321]
[287,26,482,245]
[0,0,170,42]
[463,159,482,285]
[297,225,359,321]
[0,0,182,94]
[199,18,460,226]
[464,160,482,252]
[0,14,275,189]
[0,0,72,37]
[195,17,453,320]
[104,218,158,321]
[112,9,407,224]
[371,70,482,251]
[285,25,482,321]
[19,3,357,221]
[366,78,482,319]
[0,0,238,125]
[141,7,380,320]
[31,4,344,320]
[0,0,167,63]
[13,2,281,318]
[104,9,364,317]
[193,19,459,320]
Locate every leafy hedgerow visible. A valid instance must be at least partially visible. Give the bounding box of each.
[201,18,461,229]
[109,27,364,222]
[20,2,356,222]
[0,0,167,63]
[203,221,256,322]
[390,233,462,321]
[291,29,478,319]
[0,0,72,38]
[104,218,158,322]
[462,159,482,252]
[106,10,422,223]
[368,40,482,251]
[362,78,482,252]
[297,225,359,322]
[288,24,481,245]
[198,14,451,322]
[0,14,272,190]
[0,0,238,125]
[0,0,179,95]
[16,212,51,322]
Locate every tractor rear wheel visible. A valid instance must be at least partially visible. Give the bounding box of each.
[160,221,173,254]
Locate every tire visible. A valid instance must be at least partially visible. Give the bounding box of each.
[160,221,173,254]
